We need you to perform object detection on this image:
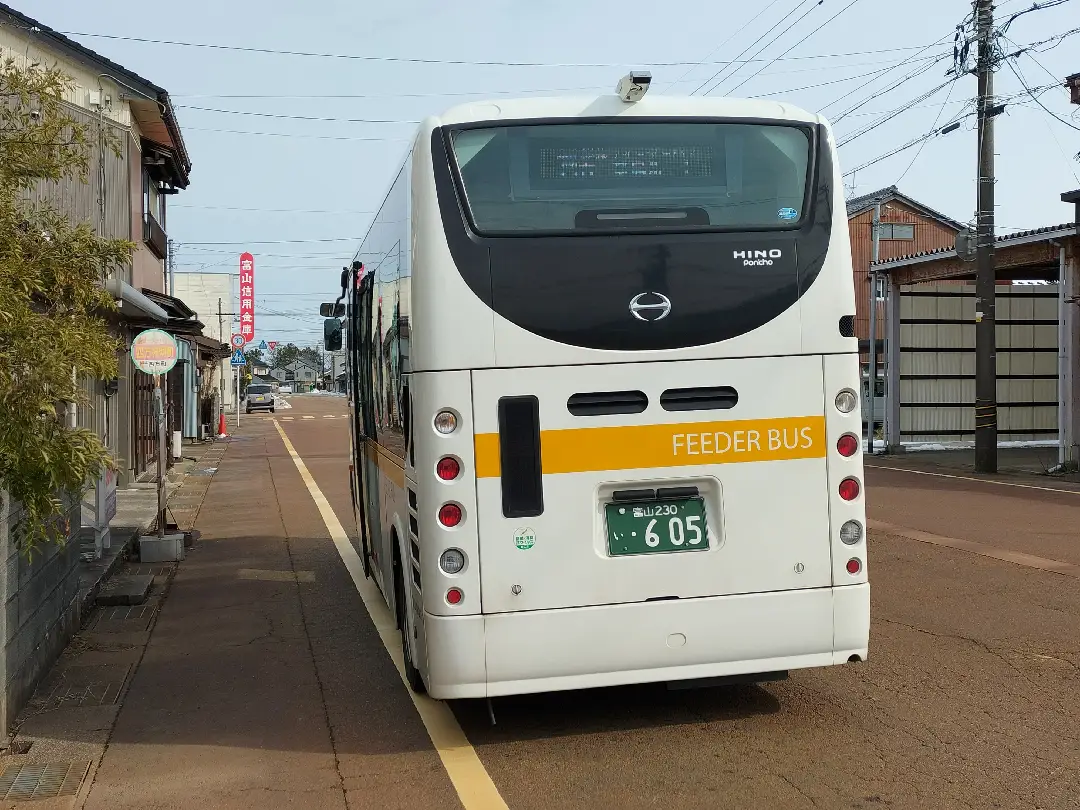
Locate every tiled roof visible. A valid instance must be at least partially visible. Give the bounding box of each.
[845,184,966,230]
[873,223,1077,269]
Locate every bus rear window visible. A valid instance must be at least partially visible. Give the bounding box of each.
[448,121,811,235]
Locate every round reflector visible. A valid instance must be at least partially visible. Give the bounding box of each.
[438,503,462,527]
[434,410,457,434]
[837,434,860,457]
[446,587,463,605]
[835,390,858,414]
[846,558,862,575]
[439,548,465,574]
[840,520,863,545]
[839,477,861,501]
[436,457,460,481]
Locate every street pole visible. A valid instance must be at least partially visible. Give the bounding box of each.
[167,238,176,297]
[974,0,997,473]
[236,369,241,429]
[218,298,226,420]
[867,203,881,453]
[155,375,166,540]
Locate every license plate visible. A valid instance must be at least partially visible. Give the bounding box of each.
[605,498,709,557]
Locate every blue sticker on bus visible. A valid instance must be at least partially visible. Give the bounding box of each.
[778,207,798,220]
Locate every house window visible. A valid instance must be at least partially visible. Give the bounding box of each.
[879,223,915,240]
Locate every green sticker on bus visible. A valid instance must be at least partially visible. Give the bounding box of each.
[514,528,536,550]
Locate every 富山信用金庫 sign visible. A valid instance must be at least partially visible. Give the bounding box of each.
[239,252,255,342]
[130,329,178,375]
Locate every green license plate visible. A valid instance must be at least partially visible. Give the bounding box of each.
[606,498,709,557]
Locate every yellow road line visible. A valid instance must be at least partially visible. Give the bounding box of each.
[272,419,509,810]
[869,519,1080,579]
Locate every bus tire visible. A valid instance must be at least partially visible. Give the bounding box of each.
[394,543,426,694]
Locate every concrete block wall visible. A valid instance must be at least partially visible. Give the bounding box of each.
[0,489,83,736]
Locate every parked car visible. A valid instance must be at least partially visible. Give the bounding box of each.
[245,383,275,414]
[278,384,293,394]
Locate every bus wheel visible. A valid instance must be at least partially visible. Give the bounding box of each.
[394,552,426,694]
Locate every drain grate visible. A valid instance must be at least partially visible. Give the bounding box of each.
[0,761,91,801]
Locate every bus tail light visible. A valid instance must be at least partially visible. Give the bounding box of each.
[846,558,863,575]
[436,457,460,481]
[840,520,863,545]
[838,478,860,501]
[834,389,858,413]
[836,434,859,457]
[446,587,463,605]
[438,503,462,527]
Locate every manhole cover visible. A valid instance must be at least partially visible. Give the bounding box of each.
[0,761,91,801]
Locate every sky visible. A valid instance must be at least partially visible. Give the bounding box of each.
[17,0,1080,346]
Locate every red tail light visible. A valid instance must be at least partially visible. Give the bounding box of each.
[436,457,461,481]
[846,558,862,575]
[839,478,861,501]
[836,434,859,457]
[446,587,463,605]
[438,503,462,527]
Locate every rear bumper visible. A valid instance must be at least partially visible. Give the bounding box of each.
[423,584,869,699]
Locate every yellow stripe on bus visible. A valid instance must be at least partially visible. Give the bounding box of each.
[474,415,827,478]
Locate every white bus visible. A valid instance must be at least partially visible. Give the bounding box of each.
[329,76,869,700]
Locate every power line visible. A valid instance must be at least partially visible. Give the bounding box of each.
[177,105,417,124]
[691,0,812,96]
[660,0,788,92]
[171,204,374,215]
[180,236,363,246]
[174,85,609,100]
[182,126,410,142]
[894,79,959,184]
[820,33,954,115]
[1004,55,1080,133]
[836,75,959,147]
[727,0,868,96]
[60,30,940,68]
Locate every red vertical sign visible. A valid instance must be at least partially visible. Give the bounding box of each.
[239,252,255,343]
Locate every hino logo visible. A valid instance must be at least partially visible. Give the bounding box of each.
[734,248,783,267]
[629,291,672,322]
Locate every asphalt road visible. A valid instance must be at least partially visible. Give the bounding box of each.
[101,395,1080,809]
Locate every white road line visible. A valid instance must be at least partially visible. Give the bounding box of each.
[869,519,1080,579]
[271,419,508,810]
[302,415,315,420]
[323,415,336,418]
[281,417,294,421]
[866,463,1080,496]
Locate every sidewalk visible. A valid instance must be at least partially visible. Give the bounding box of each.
[868,444,1080,485]
[0,438,227,810]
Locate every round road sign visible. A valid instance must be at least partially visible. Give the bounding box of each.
[131,329,178,375]
[230,333,246,349]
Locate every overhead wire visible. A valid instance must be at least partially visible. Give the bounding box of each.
[692,0,817,96]
[725,0,867,96]
[60,30,940,68]
[660,0,788,93]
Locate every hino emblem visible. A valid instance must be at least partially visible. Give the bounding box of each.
[629,291,672,322]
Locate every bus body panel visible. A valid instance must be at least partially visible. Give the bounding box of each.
[471,355,832,613]
[345,93,869,698]
[422,583,869,699]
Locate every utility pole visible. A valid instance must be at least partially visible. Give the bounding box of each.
[166,238,176,296]
[974,0,997,473]
[867,204,881,454]
[218,298,226,419]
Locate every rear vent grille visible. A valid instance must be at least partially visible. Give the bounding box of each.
[498,396,544,518]
[567,390,648,416]
[839,315,856,337]
[659,386,738,412]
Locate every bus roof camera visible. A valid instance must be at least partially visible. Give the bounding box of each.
[616,71,652,103]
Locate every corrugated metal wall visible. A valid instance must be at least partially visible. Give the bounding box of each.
[23,104,132,255]
[849,203,958,363]
[899,282,1058,441]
